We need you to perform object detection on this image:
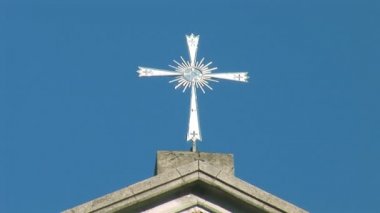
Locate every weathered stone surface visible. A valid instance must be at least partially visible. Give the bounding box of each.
[199,160,222,178]
[63,151,308,213]
[156,151,234,175]
[175,160,198,176]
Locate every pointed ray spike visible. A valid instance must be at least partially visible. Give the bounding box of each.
[198,83,206,94]
[178,79,186,84]
[180,56,187,64]
[178,63,187,69]
[186,59,192,67]
[169,77,181,83]
[173,60,185,68]
[195,59,201,67]
[205,77,219,82]
[182,83,190,92]
[199,57,205,66]
[201,63,208,69]
[203,81,213,90]
[183,61,190,68]
[198,81,210,92]
[199,63,206,70]
[173,60,181,65]
[169,65,178,70]
[175,81,185,89]
[204,67,218,72]
[204,61,213,68]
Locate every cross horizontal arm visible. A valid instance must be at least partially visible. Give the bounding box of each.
[137,67,181,77]
[204,72,249,82]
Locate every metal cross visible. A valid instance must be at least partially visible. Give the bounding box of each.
[137,34,248,152]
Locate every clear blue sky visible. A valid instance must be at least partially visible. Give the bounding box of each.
[1,0,379,212]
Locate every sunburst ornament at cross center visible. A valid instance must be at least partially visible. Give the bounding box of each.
[137,34,249,152]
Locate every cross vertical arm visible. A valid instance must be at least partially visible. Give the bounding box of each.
[187,83,201,148]
[186,34,199,67]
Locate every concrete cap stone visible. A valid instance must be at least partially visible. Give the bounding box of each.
[155,151,234,176]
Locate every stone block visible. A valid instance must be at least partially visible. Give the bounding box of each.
[156,151,234,175]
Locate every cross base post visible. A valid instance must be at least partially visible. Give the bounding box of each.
[191,141,197,152]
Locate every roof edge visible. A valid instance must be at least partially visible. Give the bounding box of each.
[62,160,307,213]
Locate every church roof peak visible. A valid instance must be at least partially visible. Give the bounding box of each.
[63,151,308,213]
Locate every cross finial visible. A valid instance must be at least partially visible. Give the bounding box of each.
[137,34,249,152]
